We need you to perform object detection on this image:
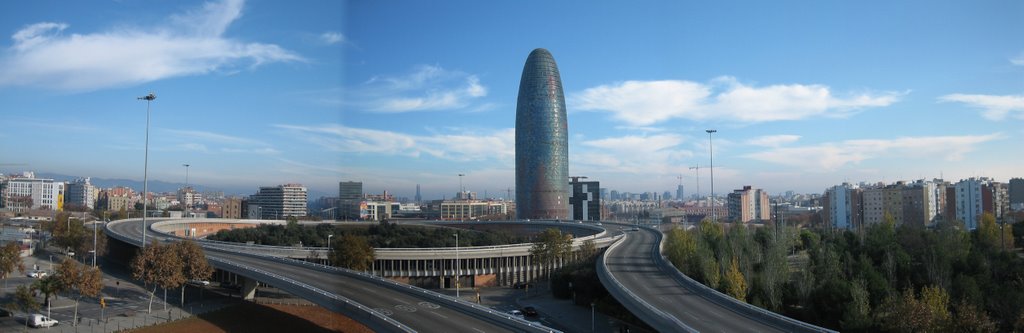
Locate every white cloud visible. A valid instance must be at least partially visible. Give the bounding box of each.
[744,134,1002,171]
[1012,52,1024,66]
[940,93,1024,120]
[570,77,902,126]
[162,128,277,154]
[360,65,489,113]
[0,0,302,91]
[746,135,801,147]
[275,124,514,162]
[575,134,692,174]
[320,31,344,45]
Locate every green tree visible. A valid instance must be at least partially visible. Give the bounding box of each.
[32,275,63,316]
[530,228,573,280]
[664,227,697,273]
[130,241,185,313]
[841,279,872,332]
[329,234,375,271]
[976,213,1002,252]
[0,242,25,289]
[172,240,214,306]
[9,284,40,330]
[577,239,597,262]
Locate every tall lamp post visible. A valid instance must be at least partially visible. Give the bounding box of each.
[454,232,460,299]
[183,164,190,218]
[138,92,156,246]
[326,234,333,248]
[706,129,717,222]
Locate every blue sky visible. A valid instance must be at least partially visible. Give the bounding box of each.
[2,1,1022,200]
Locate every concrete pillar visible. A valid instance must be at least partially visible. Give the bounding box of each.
[241,277,258,300]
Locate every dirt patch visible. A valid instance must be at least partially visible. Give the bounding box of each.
[130,302,371,333]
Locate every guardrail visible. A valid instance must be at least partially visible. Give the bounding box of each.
[108,219,562,333]
[644,225,837,333]
[597,232,698,333]
[206,256,414,333]
[202,245,562,333]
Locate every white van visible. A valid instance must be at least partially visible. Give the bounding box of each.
[27,314,58,328]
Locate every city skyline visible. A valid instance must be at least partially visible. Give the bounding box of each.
[1,1,1023,200]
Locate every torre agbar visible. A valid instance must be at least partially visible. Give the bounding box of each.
[515,48,569,220]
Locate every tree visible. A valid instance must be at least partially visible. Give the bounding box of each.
[947,300,996,333]
[530,228,573,281]
[329,234,375,271]
[55,258,102,326]
[9,284,39,330]
[665,227,697,274]
[0,242,24,289]
[976,213,1002,252]
[32,275,63,318]
[723,257,747,302]
[841,279,872,332]
[577,239,597,262]
[172,240,213,306]
[130,241,184,313]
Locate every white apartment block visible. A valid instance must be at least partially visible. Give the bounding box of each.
[1,173,65,212]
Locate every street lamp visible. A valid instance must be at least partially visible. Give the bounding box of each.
[183,163,190,218]
[327,234,333,248]
[454,232,460,299]
[706,129,717,222]
[138,92,156,246]
[591,302,596,332]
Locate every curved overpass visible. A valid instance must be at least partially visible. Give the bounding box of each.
[105,218,565,333]
[599,222,835,333]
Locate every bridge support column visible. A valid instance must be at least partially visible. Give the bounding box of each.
[241,277,258,300]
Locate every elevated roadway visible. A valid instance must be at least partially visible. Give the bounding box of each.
[105,218,561,333]
[599,222,834,333]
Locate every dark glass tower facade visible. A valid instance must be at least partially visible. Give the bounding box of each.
[516,48,569,220]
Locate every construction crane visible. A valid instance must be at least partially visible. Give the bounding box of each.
[688,165,700,200]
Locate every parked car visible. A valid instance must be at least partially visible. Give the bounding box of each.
[27,271,47,278]
[188,280,211,286]
[507,310,524,319]
[522,306,539,317]
[512,282,534,289]
[27,314,58,328]
[0,307,12,317]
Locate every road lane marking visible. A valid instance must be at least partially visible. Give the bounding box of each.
[472,328,485,333]
[429,311,449,319]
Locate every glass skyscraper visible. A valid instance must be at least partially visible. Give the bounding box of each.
[516,48,569,220]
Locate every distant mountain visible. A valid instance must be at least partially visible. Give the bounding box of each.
[32,172,245,195]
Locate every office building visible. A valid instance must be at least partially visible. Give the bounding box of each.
[569,180,600,221]
[339,181,363,220]
[1010,178,1024,211]
[676,185,685,202]
[515,48,569,220]
[0,172,64,212]
[249,184,308,219]
[65,177,96,210]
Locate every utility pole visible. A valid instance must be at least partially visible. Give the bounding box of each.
[706,129,717,222]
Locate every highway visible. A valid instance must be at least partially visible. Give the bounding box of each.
[106,219,556,333]
[602,222,786,333]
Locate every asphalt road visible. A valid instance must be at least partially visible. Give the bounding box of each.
[105,219,526,333]
[603,222,785,333]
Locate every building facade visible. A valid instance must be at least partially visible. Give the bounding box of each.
[569,180,600,221]
[0,173,64,212]
[515,48,570,220]
[249,184,308,219]
[223,197,243,219]
[64,177,96,210]
[955,178,987,230]
[824,183,863,230]
[726,186,769,223]
[1010,178,1024,211]
[339,181,363,220]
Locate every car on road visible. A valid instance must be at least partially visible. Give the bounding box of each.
[27,271,47,278]
[522,306,539,317]
[595,222,602,226]
[507,310,524,319]
[631,226,640,231]
[26,314,58,328]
